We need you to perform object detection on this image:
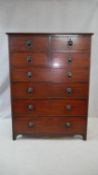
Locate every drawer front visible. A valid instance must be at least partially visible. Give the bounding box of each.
[51,35,91,51]
[12,99,87,116]
[9,35,49,51]
[13,116,86,135]
[10,53,49,67]
[10,52,90,68]
[51,53,90,68]
[11,67,89,82]
[12,82,89,98]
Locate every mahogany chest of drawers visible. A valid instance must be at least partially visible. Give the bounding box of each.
[8,33,93,140]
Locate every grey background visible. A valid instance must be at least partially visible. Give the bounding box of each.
[0,0,98,118]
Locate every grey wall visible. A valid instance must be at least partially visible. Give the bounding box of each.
[0,0,98,118]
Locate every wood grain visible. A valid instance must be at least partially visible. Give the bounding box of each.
[9,35,49,52]
[12,82,89,99]
[13,116,86,136]
[12,99,87,116]
[7,33,92,140]
[51,35,91,51]
[11,52,49,67]
[11,67,89,82]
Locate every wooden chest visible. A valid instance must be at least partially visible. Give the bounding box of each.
[8,33,93,140]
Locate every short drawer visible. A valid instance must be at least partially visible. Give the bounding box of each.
[9,35,49,51]
[12,99,88,116]
[10,53,49,67]
[51,52,90,68]
[12,82,89,99]
[51,35,91,51]
[11,67,89,82]
[13,116,87,136]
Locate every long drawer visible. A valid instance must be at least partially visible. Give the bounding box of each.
[11,67,89,82]
[10,52,90,68]
[11,82,89,99]
[13,116,86,136]
[12,99,87,116]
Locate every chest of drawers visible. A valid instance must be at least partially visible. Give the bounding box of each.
[8,33,93,140]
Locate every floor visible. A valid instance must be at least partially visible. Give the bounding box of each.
[0,117,98,175]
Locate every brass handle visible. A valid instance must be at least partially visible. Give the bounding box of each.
[68,39,73,46]
[27,87,33,94]
[27,56,32,63]
[28,121,35,128]
[64,122,72,128]
[27,104,33,111]
[26,40,32,48]
[67,57,72,64]
[66,72,72,78]
[65,105,72,111]
[27,71,32,78]
[66,88,72,95]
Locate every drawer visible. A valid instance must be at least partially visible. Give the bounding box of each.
[12,99,87,116]
[51,52,90,68]
[11,67,89,82]
[10,52,90,68]
[51,35,91,51]
[12,82,89,99]
[10,53,49,67]
[13,116,86,136]
[9,35,48,51]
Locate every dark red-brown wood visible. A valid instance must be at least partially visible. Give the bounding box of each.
[10,52,90,68]
[12,99,87,116]
[51,35,91,51]
[7,33,93,140]
[11,82,89,99]
[13,116,87,136]
[51,52,90,68]
[9,35,49,52]
[11,52,49,67]
[11,67,89,82]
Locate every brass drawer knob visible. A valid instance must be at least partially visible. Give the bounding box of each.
[65,105,72,111]
[68,39,73,46]
[28,121,35,128]
[67,57,72,64]
[26,40,32,48]
[27,87,33,94]
[27,104,33,111]
[64,122,72,128]
[66,72,72,78]
[27,56,32,63]
[27,71,32,78]
[66,87,72,95]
